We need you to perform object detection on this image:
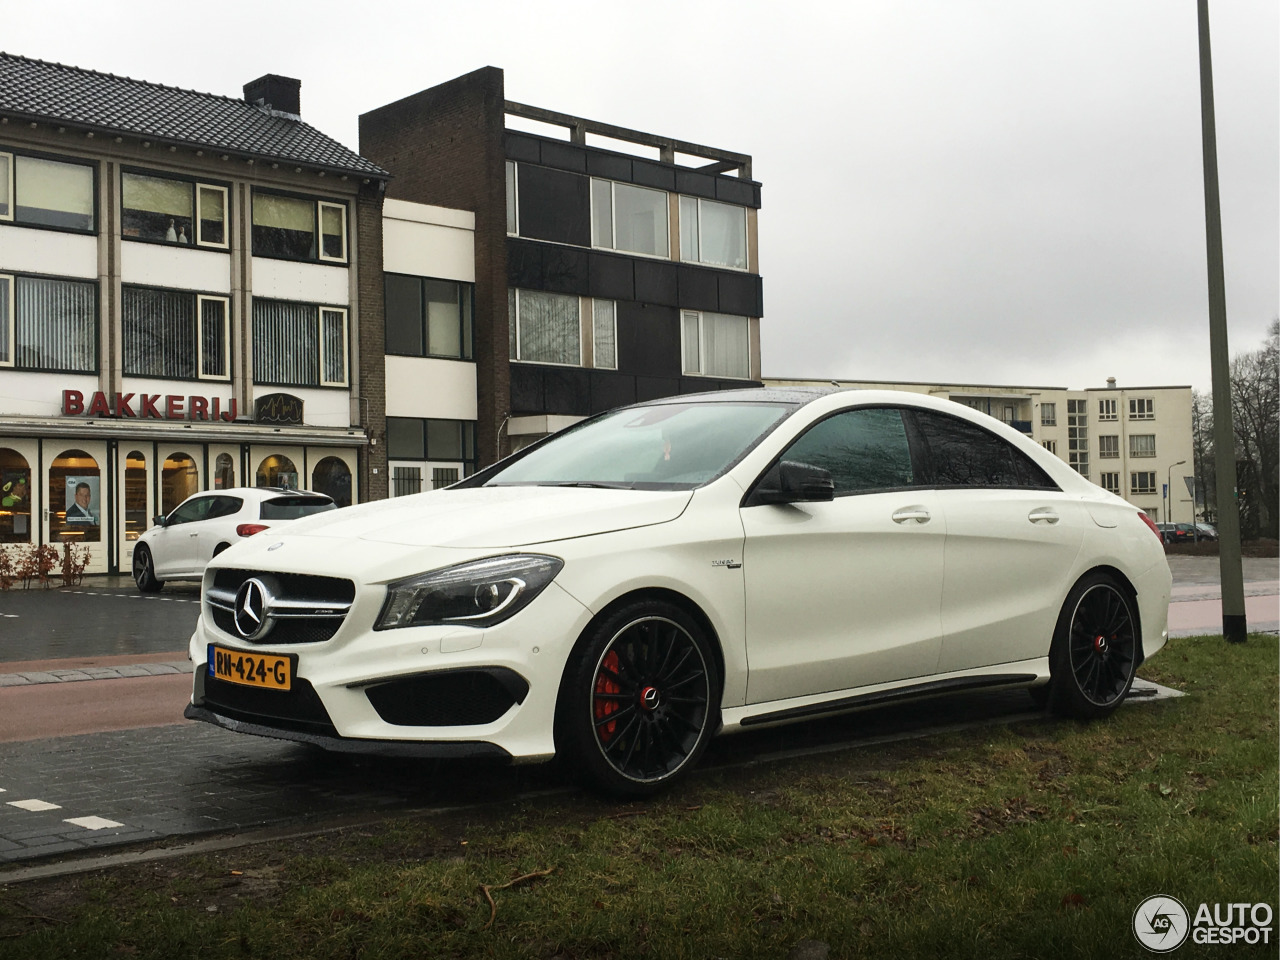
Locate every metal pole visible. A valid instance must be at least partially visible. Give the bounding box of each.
[1197,0,1247,642]
[1168,460,1186,527]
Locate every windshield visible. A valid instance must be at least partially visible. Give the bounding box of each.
[484,401,792,490]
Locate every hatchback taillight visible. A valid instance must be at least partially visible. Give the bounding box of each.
[1137,512,1163,542]
[236,523,269,537]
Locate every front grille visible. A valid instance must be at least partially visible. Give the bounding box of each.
[194,665,337,735]
[364,668,529,726]
[207,568,357,646]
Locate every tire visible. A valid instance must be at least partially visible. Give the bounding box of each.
[1046,573,1138,720]
[557,599,720,798]
[132,545,164,593]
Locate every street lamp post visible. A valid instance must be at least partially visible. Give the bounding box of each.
[1168,459,1186,528]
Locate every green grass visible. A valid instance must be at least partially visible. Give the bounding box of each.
[2,634,1276,959]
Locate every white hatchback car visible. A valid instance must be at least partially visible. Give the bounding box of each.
[186,390,1171,796]
[134,487,336,591]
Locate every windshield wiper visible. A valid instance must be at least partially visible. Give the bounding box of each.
[538,481,634,490]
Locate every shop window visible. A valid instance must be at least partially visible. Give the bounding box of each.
[0,448,32,543]
[251,191,347,263]
[1,152,95,231]
[49,449,100,544]
[681,310,750,379]
[213,453,235,490]
[0,274,96,372]
[161,453,198,515]
[124,450,147,541]
[256,455,299,489]
[679,196,748,270]
[123,287,229,381]
[311,456,352,507]
[253,299,348,387]
[121,171,227,248]
[384,275,474,360]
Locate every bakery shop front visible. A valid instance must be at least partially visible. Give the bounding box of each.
[0,389,364,577]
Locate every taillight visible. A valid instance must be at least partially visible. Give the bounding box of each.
[1137,512,1163,542]
[236,523,269,537]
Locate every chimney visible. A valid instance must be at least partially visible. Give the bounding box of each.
[244,74,301,118]
[1106,377,1117,388]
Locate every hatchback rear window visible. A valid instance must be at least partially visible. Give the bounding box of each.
[260,496,336,520]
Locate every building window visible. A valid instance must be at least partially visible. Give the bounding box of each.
[121,171,227,247]
[1098,435,1119,459]
[1040,402,1056,426]
[391,465,422,497]
[251,191,347,263]
[592,299,617,370]
[123,288,229,381]
[680,196,748,270]
[1129,434,1156,458]
[1131,471,1157,495]
[505,160,518,235]
[509,288,580,365]
[1100,472,1120,494]
[683,310,750,379]
[1067,398,1088,477]
[0,274,96,372]
[387,417,476,472]
[591,178,669,257]
[432,467,459,489]
[1041,439,1057,454]
[1129,397,1154,420]
[1098,398,1117,421]
[253,299,348,387]
[385,275,473,360]
[0,152,95,232]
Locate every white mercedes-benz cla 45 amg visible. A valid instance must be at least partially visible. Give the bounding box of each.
[186,389,1171,796]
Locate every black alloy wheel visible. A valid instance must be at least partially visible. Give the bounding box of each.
[559,600,719,797]
[1047,574,1138,719]
[133,545,163,593]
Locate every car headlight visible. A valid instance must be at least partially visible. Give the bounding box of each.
[374,555,564,630]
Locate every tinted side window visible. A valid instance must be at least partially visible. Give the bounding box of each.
[206,496,244,520]
[779,407,914,495]
[910,410,1057,488]
[260,496,336,520]
[168,497,213,525]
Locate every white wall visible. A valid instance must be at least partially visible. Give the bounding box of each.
[0,225,97,279]
[251,258,349,306]
[383,199,475,282]
[121,243,231,294]
[385,356,477,421]
[0,371,98,417]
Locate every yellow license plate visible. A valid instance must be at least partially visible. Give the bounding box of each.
[209,645,293,691]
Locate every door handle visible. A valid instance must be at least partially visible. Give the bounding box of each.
[892,506,931,524]
[1028,509,1060,524]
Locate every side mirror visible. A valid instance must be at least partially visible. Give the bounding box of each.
[753,460,836,505]
[153,515,168,527]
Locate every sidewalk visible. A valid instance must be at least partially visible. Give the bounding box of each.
[1166,556,1279,637]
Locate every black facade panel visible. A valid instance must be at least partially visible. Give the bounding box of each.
[588,252,635,301]
[633,259,679,307]
[675,169,717,199]
[505,134,541,163]
[752,184,762,207]
[589,371,638,414]
[717,272,763,317]
[542,366,592,416]
[517,165,590,246]
[507,239,544,289]
[635,376,682,403]
[631,159,676,192]
[680,376,761,394]
[587,152,633,181]
[538,140,589,174]
[509,364,544,415]
[541,245,591,296]
[677,266,719,312]
[617,302,680,378]
[714,177,757,207]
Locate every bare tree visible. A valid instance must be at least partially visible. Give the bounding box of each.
[1230,320,1279,538]
[1191,388,1216,522]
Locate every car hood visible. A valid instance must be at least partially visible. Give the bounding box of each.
[273,485,694,548]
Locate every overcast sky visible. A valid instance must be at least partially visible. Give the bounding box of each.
[8,0,1277,392]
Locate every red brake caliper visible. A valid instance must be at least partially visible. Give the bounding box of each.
[594,650,621,742]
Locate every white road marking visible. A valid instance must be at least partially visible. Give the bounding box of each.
[8,799,61,812]
[64,816,124,830]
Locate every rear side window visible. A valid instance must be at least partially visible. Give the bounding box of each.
[778,407,914,495]
[259,496,336,520]
[206,496,243,520]
[908,410,1057,489]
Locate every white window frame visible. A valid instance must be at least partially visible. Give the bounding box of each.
[506,160,518,236]
[317,201,348,263]
[509,289,582,367]
[195,294,231,381]
[319,306,349,387]
[1041,439,1057,454]
[0,152,12,222]
[1129,434,1156,458]
[679,195,750,271]
[1040,402,1056,426]
[592,299,617,370]
[681,309,752,380]
[1129,397,1155,420]
[0,273,12,367]
[590,178,670,259]
[1098,435,1119,459]
[1098,398,1117,421]
[195,183,229,249]
[1100,472,1120,494]
[1131,471,1157,495]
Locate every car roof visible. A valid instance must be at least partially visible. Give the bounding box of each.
[194,487,331,499]
[632,386,837,408]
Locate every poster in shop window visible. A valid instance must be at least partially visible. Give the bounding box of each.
[64,476,100,524]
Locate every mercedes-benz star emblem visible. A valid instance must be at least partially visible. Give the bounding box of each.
[233,578,273,639]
